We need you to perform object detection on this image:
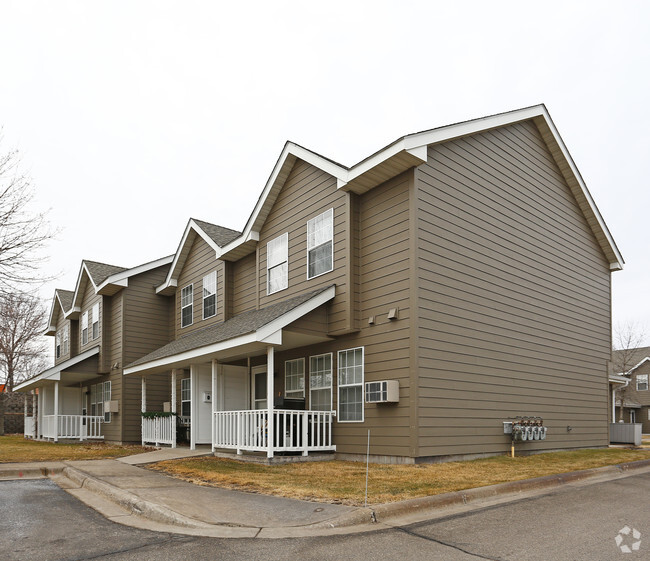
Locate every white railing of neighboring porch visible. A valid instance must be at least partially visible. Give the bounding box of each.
[213,409,336,454]
[41,415,104,440]
[142,416,176,447]
[24,416,35,438]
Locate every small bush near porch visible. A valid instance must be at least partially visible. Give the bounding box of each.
[150,448,650,506]
[0,435,152,462]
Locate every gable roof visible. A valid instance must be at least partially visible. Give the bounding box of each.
[44,289,76,336]
[62,255,174,320]
[125,285,335,375]
[613,346,650,375]
[193,104,622,271]
[156,218,242,295]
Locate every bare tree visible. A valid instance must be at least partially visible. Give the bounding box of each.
[0,292,49,391]
[612,322,648,421]
[0,135,55,295]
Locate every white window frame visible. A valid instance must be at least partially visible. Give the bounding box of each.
[267,233,289,294]
[637,374,648,391]
[181,378,191,418]
[91,382,104,421]
[181,284,193,328]
[202,272,217,320]
[63,324,69,355]
[306,208,334,280]
[337,347,364,423]
[284,358,305,399]
[55,331,61,359]
[309,353,333,412]
[103,381,111,423]
[81,311,89,345]
[90,384,96,416]
[91,302,100,340]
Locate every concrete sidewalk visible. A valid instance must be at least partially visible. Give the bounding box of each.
[3,450,650,538]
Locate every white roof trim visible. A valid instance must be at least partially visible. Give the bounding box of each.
[626,356,650,375]
[157,219,228,294]
[213,105,622,270]
[96,255,173,293]
[14,346,100,391]
[124,285,336,376]
[609,373,630,384]
[45,290,72,335]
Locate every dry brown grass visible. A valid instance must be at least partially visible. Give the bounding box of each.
[150,448,650,506]
[0,434,152,462]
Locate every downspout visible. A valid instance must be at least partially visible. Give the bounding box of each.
[615,377,630,422]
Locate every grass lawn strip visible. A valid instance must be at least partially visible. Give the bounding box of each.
[149,448,650,506]
[0,434,152,462]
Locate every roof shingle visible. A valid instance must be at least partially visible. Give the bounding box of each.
[192,219,241,248]
[84,260,128,286]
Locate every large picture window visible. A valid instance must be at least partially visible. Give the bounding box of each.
[203,272,216,319]
[285,358,305,398]
[81,311,89,345]
[338,347,364,422]
[181,284,193,328]
[91,303,100,340]
[310,353,332,411]
[90,382,109,422]
[307,209,333,279]
[267,233,288,294]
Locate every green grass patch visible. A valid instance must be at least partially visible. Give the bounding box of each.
[150,448,650,506]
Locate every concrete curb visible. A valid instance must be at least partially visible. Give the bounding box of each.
[61,465,214,530]
[0,464,65,479]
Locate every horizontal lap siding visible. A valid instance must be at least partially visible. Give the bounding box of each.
[54,312,71,366]
[258,160,348,332]
[122,266,173,442]
[79,279,102,357]
[232,252,256,315]
[416,120,611,458]
[176,237,225,338]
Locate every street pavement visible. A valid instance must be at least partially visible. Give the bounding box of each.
[2,471,649,560]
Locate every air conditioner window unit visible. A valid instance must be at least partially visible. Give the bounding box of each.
[104,400,119,413]
[365,380,399,403]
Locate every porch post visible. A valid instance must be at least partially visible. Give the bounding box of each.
[32,391,37,438]
[37,388,42,439]
[53,381,59,442]
[141,377,146,446]
[211,359,218,452]
[190,365,196,450]
[171,370,177,448]
[266,346,274,459]
[612,387,616,423]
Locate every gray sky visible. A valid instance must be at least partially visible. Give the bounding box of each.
[1,0,649,343]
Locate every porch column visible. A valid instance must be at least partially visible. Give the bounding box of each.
[612,387,616,423]
[190,365,196,450]
[266,346,274,459]
[211,359,218,452]
[53,381,59,442]
[32,391,37,438]
[171,370,177,448]
[141,377,146,447]
[37,388,42,439]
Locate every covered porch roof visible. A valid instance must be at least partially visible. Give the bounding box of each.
[124,285,336,376]
[14,346,101,392]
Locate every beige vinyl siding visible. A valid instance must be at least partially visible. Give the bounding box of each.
[257,160,351,333]
[122,266,173,442]
[175,236,226,337]
[78,279,102,356]
[618,362,650,433]
[232,252,256,315]
[415,120,611,458]
[53,312,71,366]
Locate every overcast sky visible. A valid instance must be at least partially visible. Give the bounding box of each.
[1,0,649,345]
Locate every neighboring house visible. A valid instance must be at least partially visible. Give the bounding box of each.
[612,347,650,432]
[16,256,173,442]
[121,104,623,463]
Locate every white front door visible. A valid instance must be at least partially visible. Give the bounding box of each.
[218,365,248,411]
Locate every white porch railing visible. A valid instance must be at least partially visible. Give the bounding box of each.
[142,415,176,447]
[41,415,104,441]
[213,409,336,455]
[24,416,35,438]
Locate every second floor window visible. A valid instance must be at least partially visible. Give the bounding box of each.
[56,331,61,359]
[307,208,333,279]
[181,284,193,328]
[267,233,288,294]
[92,303,99,339]
[203,272,216,319]
[63,324,69,355]
[81,311,89,345]
[637,374,648,391]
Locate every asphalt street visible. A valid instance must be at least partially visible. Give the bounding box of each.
[2,472,648,561]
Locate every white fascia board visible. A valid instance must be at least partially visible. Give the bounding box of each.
[46,291,65,335]
[66,264,96,318]
[14,346,100,391]
[215,230,259,260]
[627,356,650,375]
[98,254,174,293]
[256,285,336,341]
[259,329,283,345]
[156,220,198,293]
[609,373,630,384]
[538,108,624,270]
[123,332,260,376]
